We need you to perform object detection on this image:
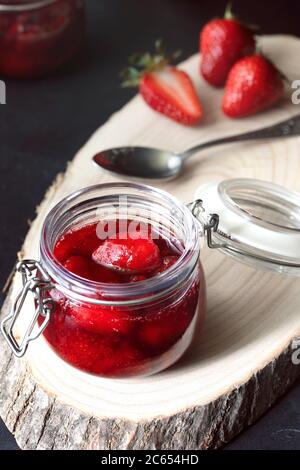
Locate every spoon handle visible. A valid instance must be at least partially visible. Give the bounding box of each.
[182,114,300,160]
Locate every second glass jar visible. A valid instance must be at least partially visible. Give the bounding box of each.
[0,0,85,77]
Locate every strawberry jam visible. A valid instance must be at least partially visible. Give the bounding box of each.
[41,220,205,378]
[0,0,85,78]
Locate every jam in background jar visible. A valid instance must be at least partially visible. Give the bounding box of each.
[0,0,85,77]
[38,184,206,378]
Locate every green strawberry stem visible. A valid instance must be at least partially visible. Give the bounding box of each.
[120,39,181,88]
[224,1,259,32]
[224,1,234,20]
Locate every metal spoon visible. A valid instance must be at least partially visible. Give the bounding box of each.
[93,114,300,179]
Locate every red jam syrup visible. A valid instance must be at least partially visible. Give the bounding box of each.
[42,221,204,377]
[0,0,85,78]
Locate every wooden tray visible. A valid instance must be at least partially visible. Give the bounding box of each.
[1,35,300,450]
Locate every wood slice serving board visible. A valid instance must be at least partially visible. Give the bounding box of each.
[1,35,300,450]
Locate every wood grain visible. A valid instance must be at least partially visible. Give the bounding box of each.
[1,35,300,450]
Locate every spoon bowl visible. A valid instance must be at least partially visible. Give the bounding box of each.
[93,147,183,179]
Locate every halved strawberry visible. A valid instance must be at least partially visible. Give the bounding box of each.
[121,40,203,125]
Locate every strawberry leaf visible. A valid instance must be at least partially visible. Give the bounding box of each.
[120,39,182,88]
[155,38,166,56]
[120,67,141,87]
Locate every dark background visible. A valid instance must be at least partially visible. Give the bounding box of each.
[1,0,300,450]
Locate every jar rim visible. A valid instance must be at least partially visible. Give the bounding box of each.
[40,183,200,306]
[0,0,57,12]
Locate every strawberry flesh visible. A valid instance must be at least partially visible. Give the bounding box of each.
[140,67,203,125]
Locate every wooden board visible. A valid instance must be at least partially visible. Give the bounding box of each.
[1,35,300,450]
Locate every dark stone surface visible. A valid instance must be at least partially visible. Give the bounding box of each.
[1,0,300,450]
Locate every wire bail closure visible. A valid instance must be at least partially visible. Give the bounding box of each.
[188,199,228,249]
[1,260,54,358]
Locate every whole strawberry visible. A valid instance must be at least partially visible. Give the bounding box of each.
[222,54,284,118]
[200,4,255,87]
[121,40,203,125]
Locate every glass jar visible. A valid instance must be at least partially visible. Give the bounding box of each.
[1,183,206,378]
[0,0,85,77]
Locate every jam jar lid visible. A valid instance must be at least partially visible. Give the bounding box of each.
[194,178,300,276]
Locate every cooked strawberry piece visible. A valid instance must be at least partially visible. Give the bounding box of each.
[89,264,121,283]
[222,55,284,118]
[138,313,185,354]
[63,255,92,279]
[44,312,121,375]
[42,306,145,376]
[93,237,161,273]
[105,342,146,378]
[138,282,199,354]
[156,255,178,274]
[63,255,120,283]
[138,320,174,352]
[54,223,102,263]
[65,302,133,336]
